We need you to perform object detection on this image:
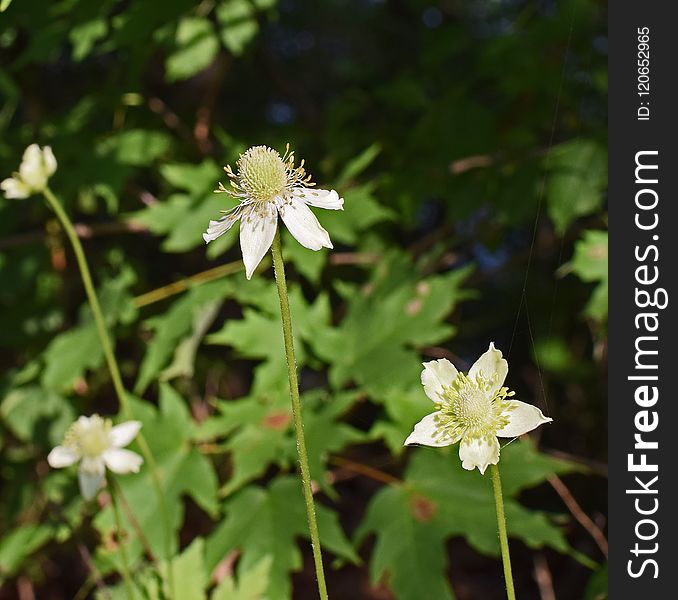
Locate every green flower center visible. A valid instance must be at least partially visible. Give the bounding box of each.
[434,373,515,443]
[64,415,112,458]
[236,146,289,203]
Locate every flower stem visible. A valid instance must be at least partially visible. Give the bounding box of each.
[490,464,516,600]
[42,187,176,598]
[270,228,329,600]
[109,480,136,600]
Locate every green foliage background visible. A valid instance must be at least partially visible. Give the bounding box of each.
[0,0,607,598]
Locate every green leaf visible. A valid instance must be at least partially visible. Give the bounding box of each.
[564,230,608,323]
[211,555,272,600]
[546,140,607,233]
[205,477,358,599]
[160,161,222,195]
[336,143,382,185]
[99,129,172,166]
[216,1,258,56]
[0,524,53,578]
[94,386,219,562]
[202,390,362,497]
[135,279,231,394]
[355,485,455,600]
[41,268,136,391]
[70,19,108,61]
[0,386,74,446]
[166,18,220,82]
[320,182,394,245]
[313,254,472,396]
[357,443,578,599]
[170,538,208,600]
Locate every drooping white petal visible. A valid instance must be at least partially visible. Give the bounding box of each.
[459,435,500,474]
[421,359,459,403]
[279,197,332,251]
[103,448,144,474]
[80,455,106,475]
[19,144,48,189]
[109,421,142,448]
[291,188,344,210]
[468,342,508,395]
[1,177,31,199]
[43,146,57,176]
[47,445,80,468]
[495,400,552,438]
[239,204,278,279]
[78,469,105,500]
[404,412,457,447]
[203,211,241,243]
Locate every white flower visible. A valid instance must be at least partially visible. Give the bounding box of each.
[405,343,552,474]
[203,145,343,279]
[48,415,143,500]
[1,144,57,199]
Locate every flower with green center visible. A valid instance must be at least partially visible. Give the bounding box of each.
[47,415,143,500]
[203,144,343,279]
[405,343,552,474]
[1,144,57,199]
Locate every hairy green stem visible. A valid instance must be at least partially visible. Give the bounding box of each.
[42,187,175,598]
[490,464,516,600]
[270,228,329,600]
[110,481,136,600]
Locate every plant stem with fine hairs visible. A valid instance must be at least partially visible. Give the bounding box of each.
[490,464,516,600]
[270,228,329,600]
[42,187,176,599]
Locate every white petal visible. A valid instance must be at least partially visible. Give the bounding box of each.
[421,359,459,403]
[239,204,277,279]
[291,188,344,210]
[79,469,105,500]
[109,421,142,448]
[1,177,31,199]
[203,211,241,243]
[279,197,332,251]
[80,456,106,475]
[404,412,456,447]
[103,448,144,474]
[43,146,57,176]
[19,144,47,189]
[47,445,80,468]
[468,342,508,395]
[495,400,552,438]
[459,435,500,474]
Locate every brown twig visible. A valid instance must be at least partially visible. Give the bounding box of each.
[328,456,402,486]
[77,543,113,600]
[533,553,556,600]
[0,221,148,250]
[548,474,608,557]
[132,258,249,308]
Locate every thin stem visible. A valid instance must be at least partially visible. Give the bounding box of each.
[490,464,516,600]
[42,187,176,598]
[270,228,329,600]
[109,483,136,600]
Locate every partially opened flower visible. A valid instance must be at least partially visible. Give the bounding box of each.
[405,343,552,474]
[48,415,143,500]
[1,144,57,199]
[203,144,343,279]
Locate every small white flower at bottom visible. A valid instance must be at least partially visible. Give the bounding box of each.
[48,414,143,500]
[404,343,552,474]
[202,145,343,279]
[1,144,57,199]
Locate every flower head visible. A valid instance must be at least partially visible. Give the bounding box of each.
[203,144,344,279]
[1,144,57,199]
[48,415,143,500]
[405,343,552,474]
